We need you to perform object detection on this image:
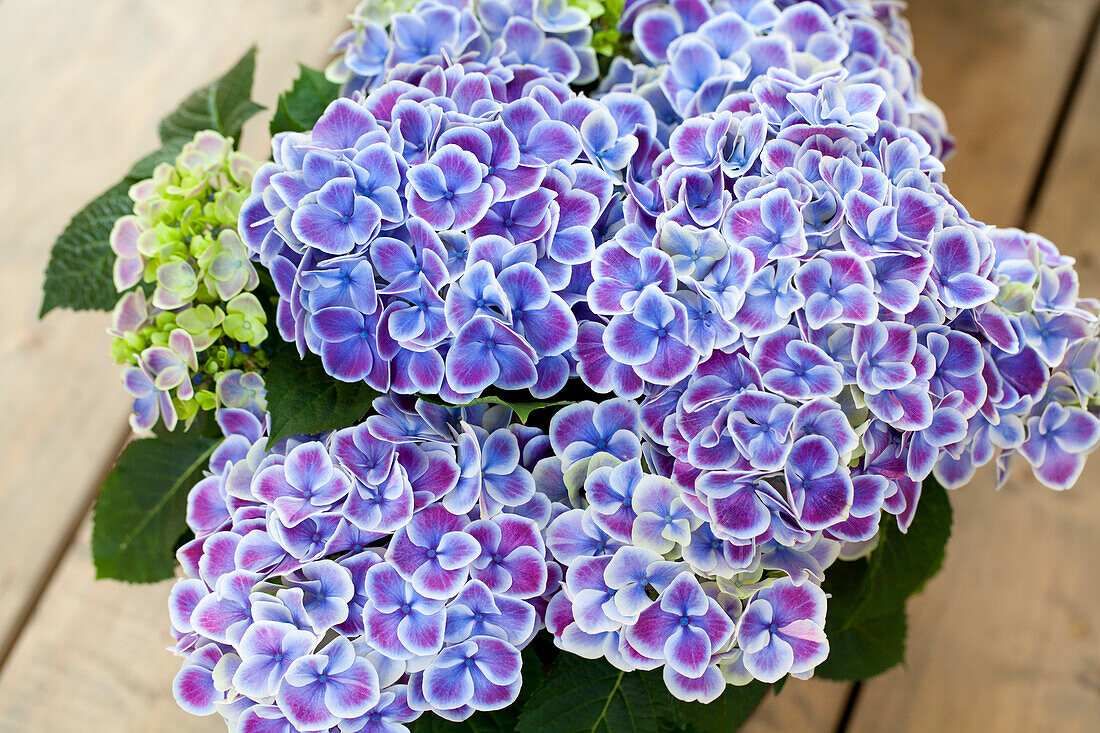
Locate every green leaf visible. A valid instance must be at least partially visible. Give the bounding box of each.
[464,396,576,423]
[673,681,769,733]
[815,478,952,680]
[214,47,266,143]
[263,340,380,447]
[517,654,673,733]
[516,642,551,708]
[39,181,133,316]
[91,424,218,582]
[418,393,575,424]
[270,63,341,135]
[158,46,264,146]
[856,478,952,619]
[816,605,907,681]
[409,640,769,733]
[153,409,220,443]
[828,478,953,631]
[41,46,265,317]
[818,552,870,630]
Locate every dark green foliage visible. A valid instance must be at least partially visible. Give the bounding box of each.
[270,63,341,135]
[126,140,186,181]
[459,396,577,424]
[263,339,380,446]
[673,682,770,733]
[817,606,907,681]
[158,46,264,146]
[517,654,672,733]
[516,652,772,733]
[409,709,518,733]
[39,181,134,315]
[91,423,217,582]
[817,479,953,680]
[857,479,953,613]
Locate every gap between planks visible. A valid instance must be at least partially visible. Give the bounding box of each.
[0,425,130,676]
[1019,0,1100,229]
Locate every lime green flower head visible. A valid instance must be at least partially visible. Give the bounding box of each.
[223,293,268,348]
[107,129,269,433]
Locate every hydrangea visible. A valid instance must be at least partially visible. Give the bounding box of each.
[166,0,1100,723]
[169,399,562,729]
[611,0,954,157]
[525,0,1100,686]
[108,130,268,431]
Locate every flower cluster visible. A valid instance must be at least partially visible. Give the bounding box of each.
[608,0,953,158]
[579,0,1100,504]
[166,0,1100,721]
[525,0,1100,697]
[168,399,565,729]
[326,0,600,95]
[108,131,268,430]
[239,60,645,401]
[937,228,1100,490]
[542,399,830,697]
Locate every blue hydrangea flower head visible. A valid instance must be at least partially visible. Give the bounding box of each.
[169,0,1100,722]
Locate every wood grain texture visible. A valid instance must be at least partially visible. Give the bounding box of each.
[741,679,850,733]
[1,0,1096,731]
[0,1,351,730]
[0,0,355,659]
[0,0,135,657]
[0,523,216,732]
[846,8,1100,733]
[906,0,1097,226]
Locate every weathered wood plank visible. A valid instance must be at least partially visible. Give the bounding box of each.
[0,1,351,729]
[846,10,1100,733]
[741,679,850,733]
[1,0,1094,731]
[907,0,1098,225]
[0,522,216,732]
[0,0,136,657]
[0,0,356,657]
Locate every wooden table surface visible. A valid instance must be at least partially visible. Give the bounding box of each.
[2,0,1098,730]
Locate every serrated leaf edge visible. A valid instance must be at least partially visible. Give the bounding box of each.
[93,436,217,581]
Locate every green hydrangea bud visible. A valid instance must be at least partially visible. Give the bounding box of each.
[174,395,202,423]
[997,281,1035,314]
[193,389,218,411]
[568,0,605,19]
[175,304,226,351]
[568,0,626,61]
[106,129,269,432]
